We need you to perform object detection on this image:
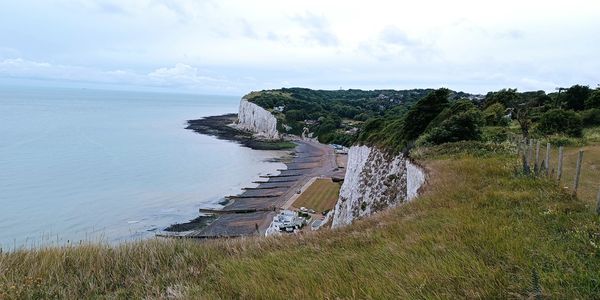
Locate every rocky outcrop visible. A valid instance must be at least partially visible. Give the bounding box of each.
[331,146,425,228]
[234,99,280,139]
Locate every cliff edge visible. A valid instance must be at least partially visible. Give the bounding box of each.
[332,146,425,228]
[234,98,280,140]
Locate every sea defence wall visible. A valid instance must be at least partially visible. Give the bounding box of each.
[235,98,280,139]
[331,146,425,228]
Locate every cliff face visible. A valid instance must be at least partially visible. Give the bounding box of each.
[406,161,425,201]
[235,99,280,139]
[331,146,424,228]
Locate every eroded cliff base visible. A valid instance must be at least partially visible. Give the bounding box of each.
[186,114,295,150]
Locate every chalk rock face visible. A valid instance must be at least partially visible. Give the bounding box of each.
[235,98,280,139]
[407,161,425,201]
[331,146,425,228]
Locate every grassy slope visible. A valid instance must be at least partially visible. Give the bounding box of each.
[1,150,599,298]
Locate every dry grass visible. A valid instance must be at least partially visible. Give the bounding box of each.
[537,144,600,207]
[292,178,341,213]
[0,149,599,298]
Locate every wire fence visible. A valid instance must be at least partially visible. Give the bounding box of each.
[510,135,600,214]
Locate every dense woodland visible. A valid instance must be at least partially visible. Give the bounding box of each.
[247,85,600,153]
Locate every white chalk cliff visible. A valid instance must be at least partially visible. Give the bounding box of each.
[235,98,280,139]
[332,146,425,228]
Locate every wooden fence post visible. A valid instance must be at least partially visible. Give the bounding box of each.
[545,143,551,176]
[557,146,564,182]
[572,150,584,195]
[528,139,534,166]
[596,187,600,215]
[535,140,541,174]
[524,140,531,174]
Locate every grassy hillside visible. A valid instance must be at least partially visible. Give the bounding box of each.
[1,144,598,298]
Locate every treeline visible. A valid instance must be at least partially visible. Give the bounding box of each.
[246,87,473,146]
[359,85,600,153]
[247,85,600,151]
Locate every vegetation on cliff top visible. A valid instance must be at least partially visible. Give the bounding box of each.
[247,85,600,154]
[244,87,475,146]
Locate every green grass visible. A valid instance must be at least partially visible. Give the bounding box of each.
[1,148,599,298]
[292,178,341,212]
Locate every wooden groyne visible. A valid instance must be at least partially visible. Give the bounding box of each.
[183,141,335,239]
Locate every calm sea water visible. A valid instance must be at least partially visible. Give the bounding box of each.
[0,86,285,248]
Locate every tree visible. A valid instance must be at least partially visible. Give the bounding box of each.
[483,88,519,109]
[285,109,306,121]
[563,85,591,111]
[581,109,600,127]
[515,104,532,139]
[483,103,509,126]
[585,89,600,109]
[400,88,450,142]
[537,109,583,137]
[426,101,484,144]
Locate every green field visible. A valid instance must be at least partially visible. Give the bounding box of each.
[292,178,341,213]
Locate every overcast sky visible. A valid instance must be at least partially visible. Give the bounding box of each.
[0,0,599,95]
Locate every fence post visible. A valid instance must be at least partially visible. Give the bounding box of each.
[528,139,534,166]
[572,150,584,195]
[596,187,600,215]
[524,140,531,174]
[535,140,541,174]
[545,143,551,177]
[557,146,564,182]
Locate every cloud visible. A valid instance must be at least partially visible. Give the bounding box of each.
[379,26,418,46]
[2,0,600,94]
[238,18,258,39]
[358,26,437,62]
[292,12,338,47]
[148,63,224,86]
[94,1,128,15]
[0,58,239,92]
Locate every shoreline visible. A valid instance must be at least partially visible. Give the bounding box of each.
[165,113,344,238]
[186,114,295,150]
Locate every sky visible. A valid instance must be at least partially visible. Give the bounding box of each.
[0,0,599,95]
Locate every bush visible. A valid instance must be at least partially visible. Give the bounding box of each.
[546,135,584,147]
[581,109,600,127]
[410,140,514,159]
[483,103,509,126]
[585,89,600,109]
[482,126,509,143]
[563,84,591,111]
[537,109,583,137]
[425,101,484,145]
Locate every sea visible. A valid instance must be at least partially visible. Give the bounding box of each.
[0,85,285,249]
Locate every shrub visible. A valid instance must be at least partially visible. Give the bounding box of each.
[482,126,509,143]
[546,135,583,147]
[585,89,600,109]
[483,103,509,126]
[563,84,591,111]
[537,109,583,137]
[425,101,484,145]
[581,109,600,127]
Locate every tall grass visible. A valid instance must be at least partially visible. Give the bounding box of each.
[1,150,599,298]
